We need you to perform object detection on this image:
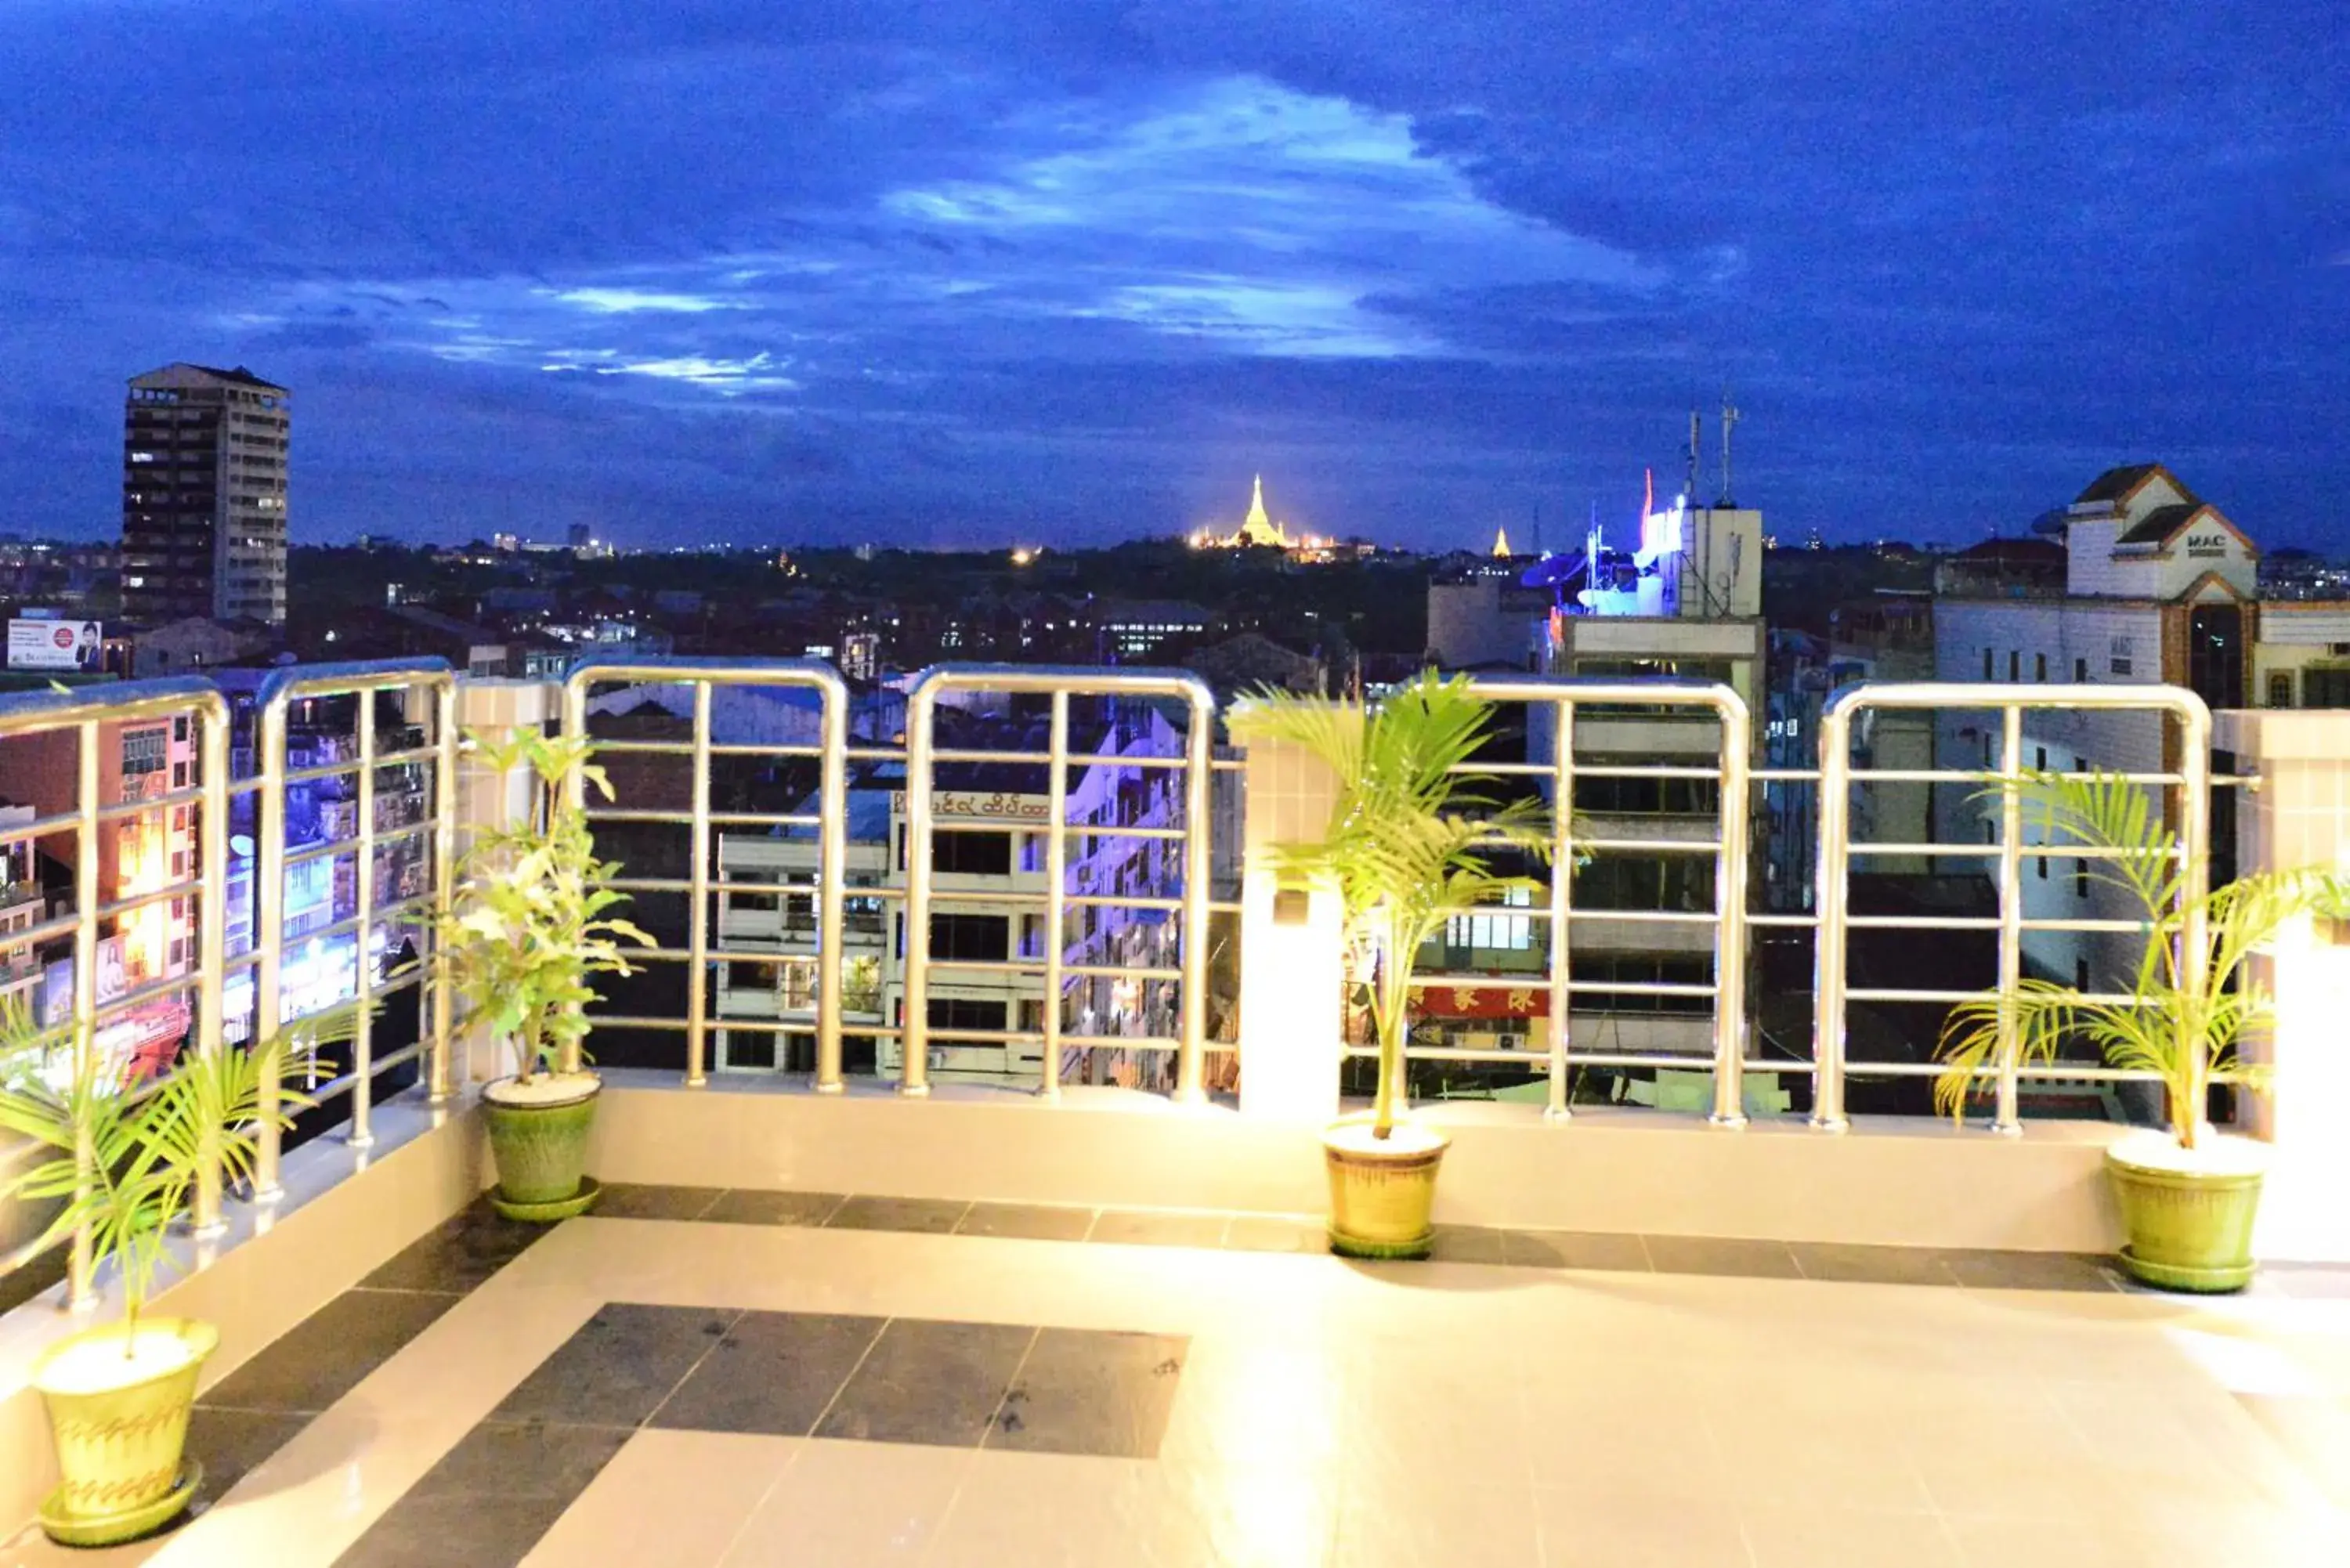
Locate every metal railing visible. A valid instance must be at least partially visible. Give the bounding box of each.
[1809,681,2211,1133]
[0,677,231,1309]
[1405,676,1753,1125]
[0,662,2258,1312]
[560,657,849,1089]
[900,665,1217,1104]
[246,660,461,1188]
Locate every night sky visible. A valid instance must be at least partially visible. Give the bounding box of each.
[2,3,2342,552]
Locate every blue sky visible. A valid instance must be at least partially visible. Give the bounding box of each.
[1,2,2342,551]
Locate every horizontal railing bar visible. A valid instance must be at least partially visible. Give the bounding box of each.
[0,806,85,845]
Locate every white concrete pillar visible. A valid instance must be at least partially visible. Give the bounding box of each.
[1232,724,1345,1121]
[450,678,560,1086]
[2215,710,2350,1262]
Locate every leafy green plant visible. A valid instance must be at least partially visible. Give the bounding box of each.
[1935,769,2350,1149]
[1227,671,1553,1138]
[441,727,653,1084]
[0,1001,346,1346]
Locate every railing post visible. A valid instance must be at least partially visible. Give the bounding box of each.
[1041,693,1069,1104]
[685,681,713,1088]
[191,692,230,1232]
[254,695,289,1196]
[428,677,460,1104]
[2176,697,2214,1133]
[70,718,102,1309]
[1711,692,1752,1129]
[900,681,937,1097]
[814,667,848,1094]
[1810,700,1853,1132]
[347,695,378,1148]
[1175,682,1213,1106]
[1991,704,2025,1136]
[1545,699,1575,1123]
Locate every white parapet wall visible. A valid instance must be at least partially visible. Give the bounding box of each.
[0,1096,486,1532]
[588,1072,2125,1252]
[2218,708,2350,1263]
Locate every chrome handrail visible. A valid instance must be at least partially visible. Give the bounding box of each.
[251,659,460,1191]
[1810,681,2211,1132]
[901,664,1217,1104]
[561,657,850,1089]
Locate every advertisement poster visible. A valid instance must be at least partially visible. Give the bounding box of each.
[6,619,103,671]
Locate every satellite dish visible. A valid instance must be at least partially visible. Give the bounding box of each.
[230,834,255,857]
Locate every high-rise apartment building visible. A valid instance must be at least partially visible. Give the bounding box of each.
[121,363,290,626]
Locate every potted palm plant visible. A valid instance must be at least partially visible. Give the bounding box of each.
[443,727,651,1222]
[0,1003,342,1545]
[1934,769,2348,1292]
[1229,671,1549,1258]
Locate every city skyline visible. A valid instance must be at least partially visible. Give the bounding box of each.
[1,4,2343,551]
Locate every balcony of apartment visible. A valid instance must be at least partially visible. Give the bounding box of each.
[2,660,2348,1567]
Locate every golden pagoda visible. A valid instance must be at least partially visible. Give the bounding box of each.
[1188,475,1340,559]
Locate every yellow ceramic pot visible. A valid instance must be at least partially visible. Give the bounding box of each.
[30,1316,216,1545]
[1322,1116,1450,1259]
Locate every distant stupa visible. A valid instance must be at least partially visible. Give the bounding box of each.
[1492,526,1512,557]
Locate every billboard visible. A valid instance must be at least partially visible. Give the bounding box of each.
[7,618,103,671]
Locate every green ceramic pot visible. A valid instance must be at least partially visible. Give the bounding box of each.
[2105,1134,2266,1293]
[483,1075,601,1219]
[31,1317,216,1545]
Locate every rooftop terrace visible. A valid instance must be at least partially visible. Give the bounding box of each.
[3,658,2348,1565]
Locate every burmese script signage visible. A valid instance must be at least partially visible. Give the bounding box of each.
[891,791,1050,822]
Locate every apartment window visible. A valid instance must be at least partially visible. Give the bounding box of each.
[932,829,1011,876]
[2110,638,2133,677]
[2268,673,2295,709]
[929,912,1009,962]
[1984,821,1994,844]
[2302,667,2350,708]
[2075,959,2090,994]
[926,997,1006,1034]
[1981,648,1994,680]
[2008,650,2020,681]
[2074,658,2088,682]
[2037,852,2048,880]
[172,717,187,742]
[2075,858,2088,898]
[2035,746,2047,771]
[2034,653,2047,681]
[1444,886,1536,951]
[171,761,187,788]
[171,851,186,876]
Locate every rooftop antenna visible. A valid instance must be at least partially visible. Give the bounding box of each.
[1685,410,1701,511]
[1719,392,1741,507]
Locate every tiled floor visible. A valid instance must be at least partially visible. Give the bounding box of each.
[6,1189,2349,1567]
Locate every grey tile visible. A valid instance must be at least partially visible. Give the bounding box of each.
[360,1201,548,1295]
[702,1188,845,1227]
[1223,1215,1329,1255]
[333,1422,630,1568]
[815,1318,1036,1448]
[183,1407,312,1515]
[956,1201,1097,1241]
[991,1328,1188,1459]
[1642,1234,1802,1280]
[494,1303,739,1427]
[201,1288,456,1414]
[1943,1250,2121,1292]
[1425,1225,1508,1265]
[333,1491,575,1568]
[593,1183,727,1221]
[1089,1209,1231,1249]
[825,1194,972,1234]
[649,1311,887,1436]
[1790,1242,1958,1288]
[1505,1229,1651,1273]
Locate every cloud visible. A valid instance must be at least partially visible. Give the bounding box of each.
[0,2,2341,548]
